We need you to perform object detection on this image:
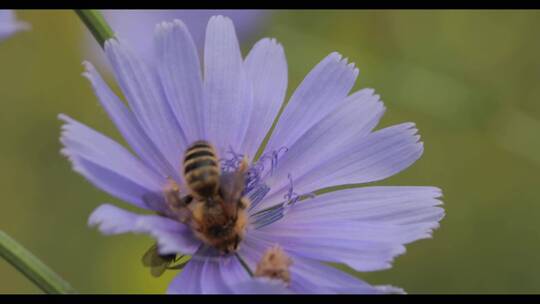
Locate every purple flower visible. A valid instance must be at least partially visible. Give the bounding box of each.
[61,16,444,294]
[0,10,29,41]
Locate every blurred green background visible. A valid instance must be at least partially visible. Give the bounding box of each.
[1,9,540,294]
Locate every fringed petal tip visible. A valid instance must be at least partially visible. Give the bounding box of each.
[87,204,137,235]
[154,18,189,36]
[348,244,407,272]
[208,14,233,25]
[432,187,445,200]
[81,60,99,80]
[205,15,238,43]
[327,51,360,77]
[348,224,442,272]
[360,88,386,113]
[256,37,283,49]
[57,113,72,124]
[57,115,80,160]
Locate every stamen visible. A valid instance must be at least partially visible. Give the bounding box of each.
[250,173,316,228]
[247,183,270,212]
[220,146,245,173]
[250,204,285,229]
[281,174,316,214]
[219,146,315,229]
[220,146,288,200]
[256,146,288,177]
[284,174,296,204]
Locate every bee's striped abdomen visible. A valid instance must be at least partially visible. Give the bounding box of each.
[183,140,220,198]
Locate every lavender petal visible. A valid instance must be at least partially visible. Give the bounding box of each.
[59,115,164,210]
[203,15,253,156]
[259,88,385,208]
[89,204,200,255]
[104,39,187,172]
[241,38,288,160]
[289,256,404,294]
[0,10,29,41]
[167,255,251,294]
[155,20,205,143]
[82,61,177,179]
[249,216,434,272]
[263,52,358,156]
[263,123,424,208]
[283,186,444,225]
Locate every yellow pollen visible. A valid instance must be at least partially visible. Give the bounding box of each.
[254,245,293,285]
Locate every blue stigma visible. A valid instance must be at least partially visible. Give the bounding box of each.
[219,146,314,229]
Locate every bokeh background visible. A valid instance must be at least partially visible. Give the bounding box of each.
[1,9,539,294]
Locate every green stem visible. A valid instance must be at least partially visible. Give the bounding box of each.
[75,10,114,48]
[0,230,76,294]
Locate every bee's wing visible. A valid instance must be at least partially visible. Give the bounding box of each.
[148,253,189,272]
[142,244,161,267]
[143,191,184,220]
[219,169,246,216]
[142,191,168,214]
[150,263,169,277]
[167,258,190,270]
[142,244,173,267]
[142,244,178,277]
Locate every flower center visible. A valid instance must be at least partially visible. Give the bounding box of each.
[157,145,313,256]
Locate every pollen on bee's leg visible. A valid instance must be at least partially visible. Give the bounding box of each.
[162,178,193,223]
[163,178,181,207]
[238,155,249,174]
[254,245,293,286]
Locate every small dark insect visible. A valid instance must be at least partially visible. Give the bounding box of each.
[141,243,189,277]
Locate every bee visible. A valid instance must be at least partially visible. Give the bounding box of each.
[164,140,251,255]
[141,243,188,277]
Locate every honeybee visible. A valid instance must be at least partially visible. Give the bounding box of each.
[163,140,251,255]
[141,243,188,277]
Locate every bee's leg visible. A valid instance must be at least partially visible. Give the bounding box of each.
[163,180,195,223]
[237,155,249,174]
[238,196,250,210]
[233,235,240,250]
[173,254,185,262]
[163,178,182,208]
[173,195,196,223]
[180,194,193,205]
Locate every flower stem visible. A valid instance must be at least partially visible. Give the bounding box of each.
[0,230,76,294]
[75,10,114,48]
